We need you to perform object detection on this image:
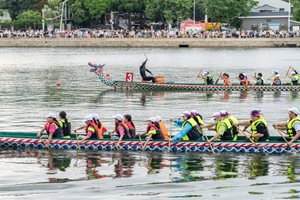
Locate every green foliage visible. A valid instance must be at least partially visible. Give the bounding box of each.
[0,20,12,28]
[145,0,192,23]
[204,0,257,27]
[292,0,300,21]
[15,10,42,29]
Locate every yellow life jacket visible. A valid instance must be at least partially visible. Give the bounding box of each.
[291,74,300,85]
[182,118,202,141]
[287,117,300,138]
[216,118,234,140]
[250,117,269,141]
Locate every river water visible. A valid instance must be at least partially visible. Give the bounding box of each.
[0,47,300,199]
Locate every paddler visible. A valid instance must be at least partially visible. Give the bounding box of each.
[238,73,249,86]
[200,71,214,85]
[171,111,203,143]
[220,110,239,137]
[138,117,163,149]
[140,58,155,83]
[110,114,131,146]
[58,111,71,139]
[255,73,264,85]
[289,70,299,85]
[155,116,170,140]
[124,114,136,139]
[190,110,204,126]
[92,113,106,139]
[221,73,231,86]
[37,113,63,148]
[239,109,269,142]
[267,70,281,85]
[208,111,235,143]
[273,107,300,145]
[75,115,98,142]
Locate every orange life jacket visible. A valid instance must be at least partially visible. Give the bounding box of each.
[85,121,99,139]
[158,121,170,141]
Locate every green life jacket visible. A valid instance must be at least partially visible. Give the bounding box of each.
[291,74,300,85]
[216,118,235,141]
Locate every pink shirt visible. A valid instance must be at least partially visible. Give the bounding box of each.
[118,125,125,137]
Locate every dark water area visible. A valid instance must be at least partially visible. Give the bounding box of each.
[0,47,300,199]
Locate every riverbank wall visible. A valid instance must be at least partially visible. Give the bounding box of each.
[0,38,300,48]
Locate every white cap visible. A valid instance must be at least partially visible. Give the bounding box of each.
[46,113,57,119]
[288,107,299,115]
[212,112,220,119]
[155,116,162,122]
[148,117,157,122]
[290,71,296,75]
[273,70,279,75]
[84,115,93,122]
[113,114,123,121]
[275,74,280,78]
[91,113,99,120]
[242,73,247,76]
[203,71,209,76]
[191,110,198,114]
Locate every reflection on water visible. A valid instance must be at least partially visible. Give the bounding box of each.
[1,148,299,184]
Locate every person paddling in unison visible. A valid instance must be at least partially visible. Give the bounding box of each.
[37,113,63,148]
[171,111,203,143]
[273,107,300,146]
[200,71,214,85]
[221,73,231,86]
[91,113,107,139]
[58,111,71,139]
[238,109,269,142]
[267,70,281,85]
[110,114,131,146]
[238,73,249,86]
[190,110,204,127]
[255,73,264,85]
[124,114,136,139]
[75,115,99,143]
[155,116,170,141]
[289,70,299,85]
[139,117,162,149]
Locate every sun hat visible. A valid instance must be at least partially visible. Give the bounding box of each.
[46,113,57,119]
[112,114,123,121]
[84,115,93,122]
[288,107,299,115]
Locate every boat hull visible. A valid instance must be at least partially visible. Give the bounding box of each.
[1,135,299,154]
[97,73,300,92]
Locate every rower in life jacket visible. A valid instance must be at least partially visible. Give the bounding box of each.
[220,110,239,139]
[58,111,71,139]
[255,73,264,85]
[144,117,163,140]
[289,70,299,85]
[155,116,170,141]
[238,73,249,86]
[111,114,131,147]
[249,110,269,142]
[37,113,63,139]
[124,114,136,139]
[270,70,281,85]
[190,110,204,126]
[202,71,214,85]
[222,73,231,86]
[91,113,107,140]
[273,107,300,146]
[208,112,236,143]
[75,115,99,142]
[172,111,203,143]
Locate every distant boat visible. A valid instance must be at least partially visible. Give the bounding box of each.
[95,66,300,92]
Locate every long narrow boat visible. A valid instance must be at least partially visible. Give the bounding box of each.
[95,67,300,92]
[0,132,299,154]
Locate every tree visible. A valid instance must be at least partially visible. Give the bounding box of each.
[292,0,300,21]
[145,0,192,23]
[204,0,257,28]
[15,10,42,29]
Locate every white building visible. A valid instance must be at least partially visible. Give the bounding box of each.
[240,0,300,31]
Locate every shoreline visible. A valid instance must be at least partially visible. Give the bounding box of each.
[0,38,300,48]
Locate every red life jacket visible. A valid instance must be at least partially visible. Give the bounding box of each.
[115,122,131,139]
[125,121,136,139]
[85,121,99,139]
[45,120,62,138]
[146,123,162,140]
[45,120,60,134]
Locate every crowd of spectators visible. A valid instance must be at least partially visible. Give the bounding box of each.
[1,28,300,39]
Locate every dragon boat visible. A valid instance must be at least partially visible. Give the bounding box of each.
[95,67,300,92]
[0,132,299,154]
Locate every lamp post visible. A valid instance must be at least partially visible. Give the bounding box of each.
[288,0,291,32]
[42,8,45,35]
[193,0,196,22]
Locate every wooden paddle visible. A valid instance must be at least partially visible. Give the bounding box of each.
[238,127,255,144]
[195,69,203,80]
[138,134,143,147]
[74,130,80,149]
[202,130,215,154]
[168,121,173,152]
[275,128,290,145]
[215,72,222,85]
[285,66,292,78]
